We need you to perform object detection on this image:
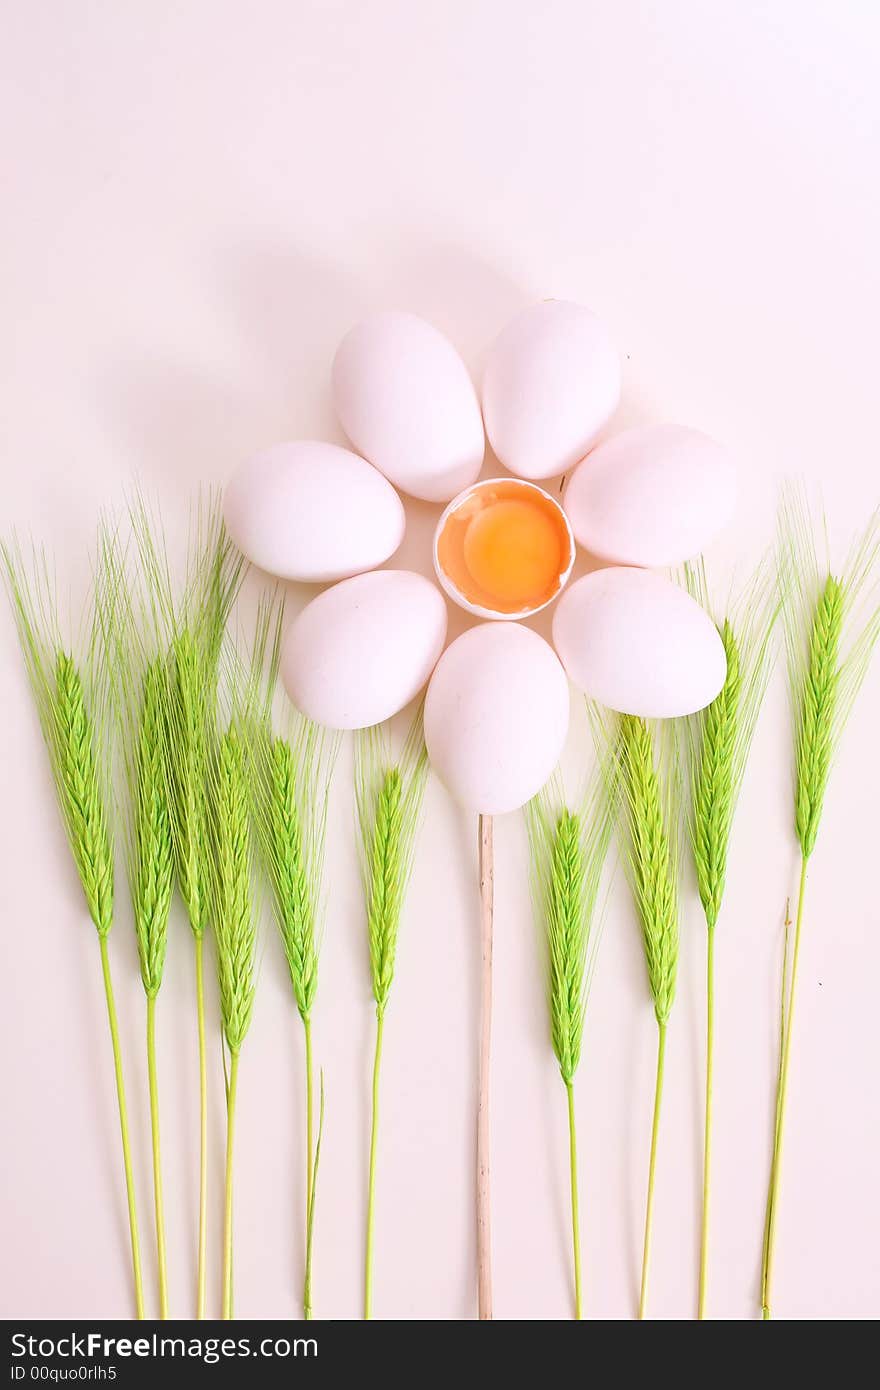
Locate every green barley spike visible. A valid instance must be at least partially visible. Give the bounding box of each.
[133,658,174,997]
[54,650,114,936]
[526,767,613,1320]
[172,627,212,937]
[683,557,778,1321]
[366,767,405,1014]
[763,486,880,1319]
[269,735,318,1021]
[356,715,429,1320]
[692,620,741,929]
[619,714,678,1028]
[795,575,844,859]
[2,539,144,1316]
[547,809,587,1085]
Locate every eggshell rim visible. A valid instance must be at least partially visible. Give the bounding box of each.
[431,477,576,621]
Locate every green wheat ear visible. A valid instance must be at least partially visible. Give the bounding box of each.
[212,725,257,1056]
[779,482,880,858]
[546,809,586,1080]
[356,709,429,1320]
[2,540,114,936]
[97,523,178,1316]
[682,557,779,1320]
[692,620,740,928]
[685,557,779,928]
[592,703,681,1319]
[131,657,175,993]
[2,535,145,1317]
[761,484,880,1320]
[171,628,211,932]
[237,589,338,1320]
[242,592,338,1024]
[526,767,613,1318]
[211,721,258,1323]
[794,574,844,857]
[526,772,613,1086]
[97,527,176,993]
[356,715,429,1017]
[616,713,679,1027]
[54,650,115,935]
[131,490,246,937]
[270,735,316,1012]
[129,488,246,1321]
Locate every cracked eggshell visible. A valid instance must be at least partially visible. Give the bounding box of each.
[331,311,485,502]
[223,440,405,581]
[552,567,727,718]
[563,424,737,567]
[481,300,620,480]
[424,622,570,814]
[281,570,447,730]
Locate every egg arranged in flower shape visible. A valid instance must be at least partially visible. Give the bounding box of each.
[481,300,621,480]
[424,623,570,814]
[223,441,405,581]
[552,567,727,718]
[563,423,737,568]
[224,299,736,771]
[281,570,447,731]
[331,310,485,503]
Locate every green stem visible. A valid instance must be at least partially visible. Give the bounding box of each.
[761,857,808,1320]
[303,1071,325,1324]
[639,1021,667,1320]
[364,1009,385,1320]
[222,1050,240,1321]
[303,1015,315,1321]
[195,934,208,1321]
[98,935,145,1319]
[146,994,168,1318]
[565,1079,583,1319]
[304,1016,314,1217]
[698,925,716,1319]
[761,898,791,1317]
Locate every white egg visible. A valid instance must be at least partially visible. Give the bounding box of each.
[552,567,726,718]
[281,570,447,730]
[563,424,737,567]
[424,623,570,814]
[223,441,405,581]
[331,311,485,502]
[481,301,620,480]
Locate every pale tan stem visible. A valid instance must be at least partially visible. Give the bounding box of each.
[477,813,494,1321]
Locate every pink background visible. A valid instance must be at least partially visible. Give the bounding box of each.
[2,2,879,1320]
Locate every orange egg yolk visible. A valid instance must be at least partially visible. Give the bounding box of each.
[436,481,571,614]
